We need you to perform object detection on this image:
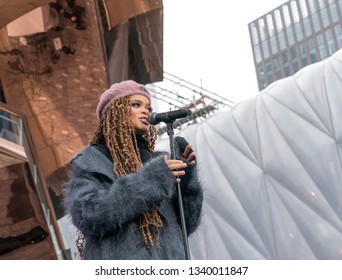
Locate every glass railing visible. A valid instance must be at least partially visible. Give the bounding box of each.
[0,102,65,259]
[0,109,22,145]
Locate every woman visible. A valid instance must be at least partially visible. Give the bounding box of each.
[64,80,203,259]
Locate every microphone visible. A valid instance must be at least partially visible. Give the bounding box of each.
[148,109,192,125]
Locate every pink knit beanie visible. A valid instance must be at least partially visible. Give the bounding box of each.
[96,80,151,120]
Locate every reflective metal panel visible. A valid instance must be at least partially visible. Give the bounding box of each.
[104,7,163,84]
[0,0,52,28]
[103,0,162,29]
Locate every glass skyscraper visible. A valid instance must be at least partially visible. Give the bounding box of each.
[249,0,342,90]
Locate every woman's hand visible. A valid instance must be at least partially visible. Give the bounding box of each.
[181,144,196,165]
[164,155,187,183]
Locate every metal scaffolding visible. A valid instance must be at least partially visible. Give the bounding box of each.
[147,72,234,135]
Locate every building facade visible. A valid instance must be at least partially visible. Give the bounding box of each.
[249,0,342,90]
[0,0,163,259]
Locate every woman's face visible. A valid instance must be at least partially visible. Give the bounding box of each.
[130,94,152,135]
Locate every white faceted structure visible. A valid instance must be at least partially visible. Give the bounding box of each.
[158,49,342,259]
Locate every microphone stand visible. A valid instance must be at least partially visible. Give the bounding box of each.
[166,121,191,260]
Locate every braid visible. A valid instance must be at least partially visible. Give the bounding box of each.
[75,231,85,259]
[145,125,157,152]
[88,96,162,250]
[106,97,142,175]
[139,207,163,248]
[89,119,104,144]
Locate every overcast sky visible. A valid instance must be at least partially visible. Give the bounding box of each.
[161,0,288,105]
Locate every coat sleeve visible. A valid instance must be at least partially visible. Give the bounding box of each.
[173,136,204,236]
[178,163,204,236]
[64,154,176,239]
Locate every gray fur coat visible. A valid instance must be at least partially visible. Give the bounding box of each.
[64,137,203,259]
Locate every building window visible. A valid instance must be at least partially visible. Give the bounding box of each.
[282,50,289,65]
[282,4,292,27]
[262,40,270,58]
[270,35,278,55]
[290,47,299,72]
[325,28,336,55]
[257,64,264,79]
[265,60,273,83]
[257,64,266,89]
[278,31,287,50]
[334,24,342,48]
[321,7,330,28]
[299,42,308,67]
[316,33,323,45]
[312,13,321,32]
[307,37,314,50]
[258,18,266,41]
[284,66,291,76]
[254,44,262,63]
[286,27,295,46]
[307,37,317,63]
[266,14,275,36]
[339,0,342,10]
[275,9,283,31]
[250,23,259,45]
[299,0,309,18]
[317,0,327,9]
[303,17,312,37]
[316,33,327,59]
[273,55,282,79]
[290,1,300,23]
[295,22,304,41]
[281,50,291,76]
[329,3,339,23]
[308,0,317,13]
